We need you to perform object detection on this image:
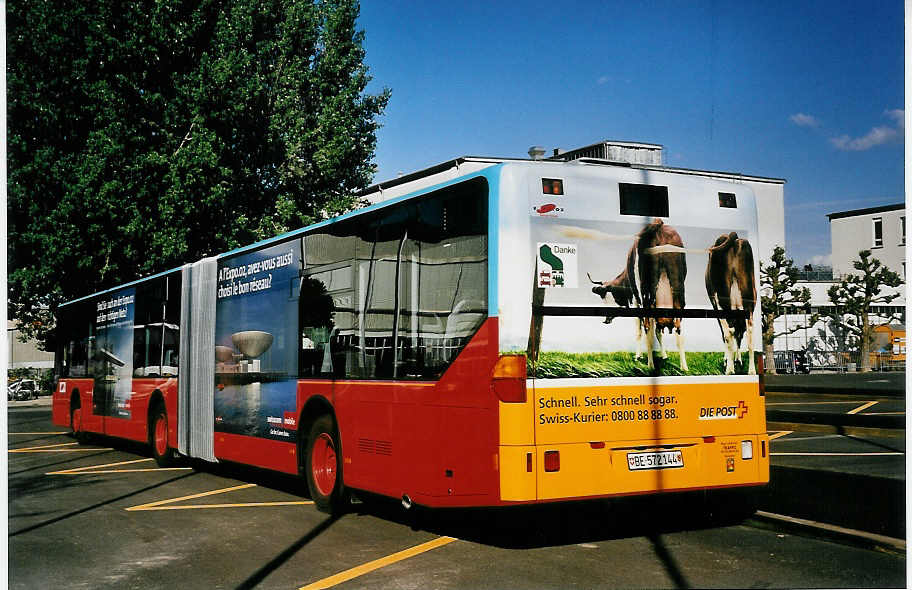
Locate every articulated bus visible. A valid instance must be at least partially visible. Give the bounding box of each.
[53,157,769,514]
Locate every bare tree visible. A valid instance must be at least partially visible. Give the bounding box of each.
[824,250,903,372]
[760,246,818,374]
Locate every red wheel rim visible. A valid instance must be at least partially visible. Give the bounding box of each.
[311,432,337,496]
[72,408,81,433]
[154,414,168,457]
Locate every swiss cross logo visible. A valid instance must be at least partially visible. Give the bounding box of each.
[737,401,748,419]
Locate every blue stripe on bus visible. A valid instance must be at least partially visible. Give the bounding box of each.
[483,166,501,318]
[61,266,184,307]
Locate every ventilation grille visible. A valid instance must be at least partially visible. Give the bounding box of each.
[358,438,392,456]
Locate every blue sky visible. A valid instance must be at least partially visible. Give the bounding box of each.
[358,1,904,266]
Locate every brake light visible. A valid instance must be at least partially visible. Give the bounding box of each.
[492,355,527,403]
[544,450,560,472]
[541,178,564,195]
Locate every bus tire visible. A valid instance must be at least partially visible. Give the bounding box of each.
[704,488,759,524]
[305,414,348,514]
[149,404,174,467]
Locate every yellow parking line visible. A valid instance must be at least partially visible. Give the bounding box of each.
[10,448,112,453]
[298,536,457,590]
[847,401,878,414]
[133,501,313,511]
[11,442,78,451]
[50,458,153,473]
[126,483,257,511]
[48,458,192,475]
[126,483,313,512]
[767,431,793,441]
[53,468,194,475]
[766,401,860,406]
[8,432,69,435]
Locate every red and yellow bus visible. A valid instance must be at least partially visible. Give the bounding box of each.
[53,158,769,514]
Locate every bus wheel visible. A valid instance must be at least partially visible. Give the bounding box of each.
[150,405,174,467]
[305,414,348,514]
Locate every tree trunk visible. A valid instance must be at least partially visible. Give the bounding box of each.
[859,312,871,372]
[763,341,776,374]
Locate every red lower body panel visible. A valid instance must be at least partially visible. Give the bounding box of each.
[214,432,298,475]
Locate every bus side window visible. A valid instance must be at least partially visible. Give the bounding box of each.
[299,275,336,377]
[133,278,168,377]
[163,273,181,376]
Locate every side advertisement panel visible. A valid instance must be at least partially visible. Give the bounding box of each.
[92,287,136,418]
[214,240,301,441]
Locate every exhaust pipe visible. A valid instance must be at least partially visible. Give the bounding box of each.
[401,494,413,510]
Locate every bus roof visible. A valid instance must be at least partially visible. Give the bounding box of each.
[61,154,782,308]
[60,164,503,308]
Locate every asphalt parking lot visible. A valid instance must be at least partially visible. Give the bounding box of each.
[9,403,907,589]
[765,391,905,478]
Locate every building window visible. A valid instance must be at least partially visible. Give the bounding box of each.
[901,216,905,245]
[872,217,883,248]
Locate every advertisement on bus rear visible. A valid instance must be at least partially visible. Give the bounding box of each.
[214,240,302,442]
[501,179,762,379]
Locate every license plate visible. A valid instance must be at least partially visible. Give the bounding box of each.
[627,450,684,471]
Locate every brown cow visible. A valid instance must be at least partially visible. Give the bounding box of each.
[588,244,644,357]
[705,232,756,374]
[630,219,688,371]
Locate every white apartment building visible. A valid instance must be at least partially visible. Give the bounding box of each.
[773,203,906,367]
[829,203,905,278]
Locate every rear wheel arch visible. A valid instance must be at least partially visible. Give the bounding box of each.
[69,389,88,442]
[147,390,166,426]
[297,395,336,471]
[69,389,81,411]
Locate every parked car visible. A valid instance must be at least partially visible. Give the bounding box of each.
[773,351,810,374]
[9,379,40,401]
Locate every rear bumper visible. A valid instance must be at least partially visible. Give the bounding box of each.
[500,434,770,502]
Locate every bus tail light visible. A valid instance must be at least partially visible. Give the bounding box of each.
[492,355,527,403]
[544,450,560,472]
[542,178,564,195]
[741,440,753,460]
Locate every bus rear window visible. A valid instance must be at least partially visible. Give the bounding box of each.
[719,192,737,208]
[618,183,669,217]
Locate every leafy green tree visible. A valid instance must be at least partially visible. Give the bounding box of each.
[8,0,389,349]
[824,250,903,372]
[759,246,818,374]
